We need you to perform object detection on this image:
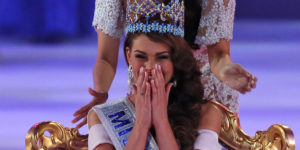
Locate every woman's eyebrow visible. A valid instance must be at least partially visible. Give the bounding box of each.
[156,51,169,56]
[134,50,146,54]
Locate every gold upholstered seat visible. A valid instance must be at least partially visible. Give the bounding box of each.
[25,101,295,150]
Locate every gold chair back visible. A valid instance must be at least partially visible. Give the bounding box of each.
[25,101,295,150]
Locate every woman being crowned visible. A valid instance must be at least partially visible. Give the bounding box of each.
[88,0,223,149]
[73,0,258,130]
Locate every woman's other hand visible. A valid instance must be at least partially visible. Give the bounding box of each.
[208,39,257,94]
[219,63,258,94]
[150,64,173,127]
[72,88,108,129]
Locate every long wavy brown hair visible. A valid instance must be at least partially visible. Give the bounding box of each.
[124,32,205,149]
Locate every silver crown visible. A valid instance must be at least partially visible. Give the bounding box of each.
[126,0,184,37]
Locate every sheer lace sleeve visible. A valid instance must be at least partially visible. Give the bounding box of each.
[193,48,239,113]
[92,0,125,38]
[195,0,236,46]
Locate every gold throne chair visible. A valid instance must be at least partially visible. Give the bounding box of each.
[25,101,295,150]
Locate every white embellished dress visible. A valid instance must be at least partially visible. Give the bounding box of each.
[92,0,239,113]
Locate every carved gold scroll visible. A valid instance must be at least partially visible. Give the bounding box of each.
[210,101,295,150]
[26,101,295,150]
[26,121,88,150]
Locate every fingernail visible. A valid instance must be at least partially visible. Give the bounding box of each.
[140,67,144,72]
[158,65,161,70]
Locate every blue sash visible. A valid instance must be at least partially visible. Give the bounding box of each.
[93,97,159,150]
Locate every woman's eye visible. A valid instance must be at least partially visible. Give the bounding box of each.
[135,55,146,59]
[157,55,169,59]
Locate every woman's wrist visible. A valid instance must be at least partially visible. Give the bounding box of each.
[124,122,149,150]
[131,122,150,142]
[152,109,168,126]
[207,40,232,77]
[153,116,169,129]
[88,88,108,103]
[135,122,150,132]
[135,118,151,130]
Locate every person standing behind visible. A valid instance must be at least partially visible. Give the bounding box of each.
[73,0,257,129]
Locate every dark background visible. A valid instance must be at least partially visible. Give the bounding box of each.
[0,0,299,40]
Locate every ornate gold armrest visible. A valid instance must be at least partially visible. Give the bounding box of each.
[25,121,88,150]
[209,101,295,150]
[26,102,295,150]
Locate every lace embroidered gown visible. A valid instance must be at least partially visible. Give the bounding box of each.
[92,0,239,113]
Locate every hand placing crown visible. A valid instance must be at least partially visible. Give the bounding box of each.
[126,0,184,37]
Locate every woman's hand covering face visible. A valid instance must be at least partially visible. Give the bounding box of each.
[132,67,152,129]
[150,64,173,127]
[132,65,173,128]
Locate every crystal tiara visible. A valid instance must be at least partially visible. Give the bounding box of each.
[126,0,184,37]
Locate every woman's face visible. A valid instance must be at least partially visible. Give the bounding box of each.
[126,34,174,84]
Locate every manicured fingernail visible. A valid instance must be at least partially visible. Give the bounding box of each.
[140,67,144,72]
[158,65,161,70]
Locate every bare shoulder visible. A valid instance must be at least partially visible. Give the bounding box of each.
[198,101,223,134]
[87,109,102,129]
[200,101,222,115]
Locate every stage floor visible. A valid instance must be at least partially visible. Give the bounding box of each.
[0,20,299,149]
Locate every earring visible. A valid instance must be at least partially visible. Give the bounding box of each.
[171,76,177,87]
[128,65,133,85]
[173,79,177,87]
[127,65,136,95]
